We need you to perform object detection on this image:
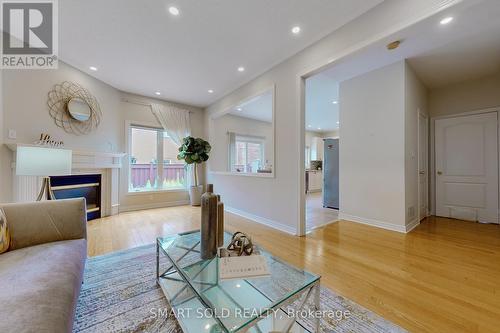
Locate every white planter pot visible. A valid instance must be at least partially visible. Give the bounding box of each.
[189,185,204,206]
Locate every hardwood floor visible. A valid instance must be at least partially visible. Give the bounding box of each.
[87,207,500,333]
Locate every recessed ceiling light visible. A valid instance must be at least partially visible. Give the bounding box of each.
[237,108,242,111]
[317,127,321,130]
[155,91,161,95]
[208,89,214,94]
[89,66,98,71]
[291,26,301,34]
[168,6,180,16]
[440,17,453,25]
[332,101,338,104]
[336,121,340,124]
[307,125,312,128]
[237,66,245,72]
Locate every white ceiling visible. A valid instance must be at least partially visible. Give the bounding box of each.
[305,74,339,132]
[304,0,500,132]
[59,0,383,107]
[229,90,273,123]
[320,0,500,89]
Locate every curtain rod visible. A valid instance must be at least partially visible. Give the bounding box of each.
[121,98,193,113]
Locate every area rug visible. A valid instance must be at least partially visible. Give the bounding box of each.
[74,244,406,333]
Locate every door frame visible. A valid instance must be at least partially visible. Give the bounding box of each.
[430,107,500,221]
[294,1,464,236]
[417,111,429,222]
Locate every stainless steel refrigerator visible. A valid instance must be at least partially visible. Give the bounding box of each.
[323,138,339,209]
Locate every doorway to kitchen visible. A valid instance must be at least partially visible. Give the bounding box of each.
[304,73,340,231]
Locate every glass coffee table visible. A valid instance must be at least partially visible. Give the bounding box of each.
[156,230,321,333]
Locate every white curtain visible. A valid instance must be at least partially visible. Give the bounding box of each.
[150,103,194,186]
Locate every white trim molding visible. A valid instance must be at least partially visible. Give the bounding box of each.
[119,200,190,213]
[405,218,421,233]
[6,143,126,169]
[339,212,408,233]
[225,206,297,235]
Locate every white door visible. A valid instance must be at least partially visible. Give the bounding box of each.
[435,112,498,223]
[418,113,428,221]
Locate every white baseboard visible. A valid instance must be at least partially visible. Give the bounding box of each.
[119,200,190,213]
[338,213,407,233]
[405,218,420,233]
[110,204,120,216]
[225,206,297,235]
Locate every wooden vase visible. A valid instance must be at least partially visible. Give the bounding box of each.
[201,184,218,259]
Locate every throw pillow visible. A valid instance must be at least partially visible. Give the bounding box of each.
[0,209,10,254]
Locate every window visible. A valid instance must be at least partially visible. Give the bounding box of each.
[230,134,265,173]
[128,125,185,192]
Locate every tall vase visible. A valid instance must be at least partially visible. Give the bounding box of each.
[200,184,218,259]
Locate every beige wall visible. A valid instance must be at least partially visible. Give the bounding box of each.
[2,61,121,204]
[429,71,500,117]
[1,62,205,212]
[205,0,459,234]
[2,62,123,204]
[404,62,428,226]
[339,61,407,229]
[3,62,123,152]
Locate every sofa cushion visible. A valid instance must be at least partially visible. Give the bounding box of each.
[0,209,9,254]
[0,239,86,333]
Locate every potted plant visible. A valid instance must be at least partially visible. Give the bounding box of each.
[177,136,211,206]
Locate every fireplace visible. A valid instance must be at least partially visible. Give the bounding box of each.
[50,174,102,221]
[9,144,126,217]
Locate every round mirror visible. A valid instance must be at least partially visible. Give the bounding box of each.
[67,97,91,122]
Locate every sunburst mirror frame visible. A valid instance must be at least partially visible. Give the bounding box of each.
[47,81,102,135]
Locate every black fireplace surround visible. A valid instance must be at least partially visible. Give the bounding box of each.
[50,174,101,221]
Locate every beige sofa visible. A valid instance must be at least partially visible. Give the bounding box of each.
[0,199,87,333]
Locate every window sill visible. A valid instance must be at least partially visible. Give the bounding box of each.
[126,188,188,196]
[209,171,275,178]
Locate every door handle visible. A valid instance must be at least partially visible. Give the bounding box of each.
[437,171,443,175]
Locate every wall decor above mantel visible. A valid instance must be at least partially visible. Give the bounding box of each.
[47,81,102,135]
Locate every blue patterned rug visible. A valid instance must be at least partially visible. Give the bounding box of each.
[73,244,406,333]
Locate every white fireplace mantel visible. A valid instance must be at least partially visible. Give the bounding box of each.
[6,143,126,169]
[7,143,127,216]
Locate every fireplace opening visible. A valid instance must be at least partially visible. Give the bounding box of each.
[50,174,102,221]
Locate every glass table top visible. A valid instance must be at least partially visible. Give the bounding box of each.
[157,230,320,333]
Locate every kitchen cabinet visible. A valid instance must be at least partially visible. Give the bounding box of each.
[310,137,324,161]
[307,170,323,192]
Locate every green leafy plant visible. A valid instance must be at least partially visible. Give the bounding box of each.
[177,136,211,186]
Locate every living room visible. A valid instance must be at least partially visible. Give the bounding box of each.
[1,1,500,333]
